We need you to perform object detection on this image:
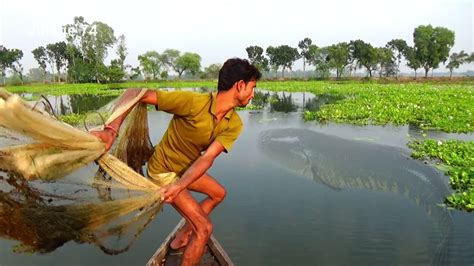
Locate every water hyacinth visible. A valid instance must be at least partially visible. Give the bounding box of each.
[409,139,474,211]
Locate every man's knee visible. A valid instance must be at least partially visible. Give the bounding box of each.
[212,186,227,203]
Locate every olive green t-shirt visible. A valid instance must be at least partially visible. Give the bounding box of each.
[147,90,243,177]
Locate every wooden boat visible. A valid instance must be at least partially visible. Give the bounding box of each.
[147,219,234,266]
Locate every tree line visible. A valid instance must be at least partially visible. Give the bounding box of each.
[1,19,473,85]
[247,25,474,79]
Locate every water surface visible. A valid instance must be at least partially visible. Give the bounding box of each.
[1,91,473,265]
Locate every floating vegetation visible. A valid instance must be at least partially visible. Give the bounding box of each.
[5,81,474,133]
[303,84,474,133]
[409,139,474,211]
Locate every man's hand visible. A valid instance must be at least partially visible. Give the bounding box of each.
[90,127,117,151]
[159,184,184,203]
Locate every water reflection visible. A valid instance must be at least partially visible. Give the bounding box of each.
[258,128,454,265]
[21,94,117,116]
[304,94,344,112]
[270,93,298,112]
[0,171,162,255]
[250,90,343,113]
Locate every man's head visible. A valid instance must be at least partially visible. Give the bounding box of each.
[218,58,262,107]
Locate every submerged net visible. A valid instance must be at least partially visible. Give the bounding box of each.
[0,88,178,254]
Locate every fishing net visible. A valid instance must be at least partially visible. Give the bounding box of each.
[0,88,178,254]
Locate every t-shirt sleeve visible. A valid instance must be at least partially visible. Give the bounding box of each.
[215,118,243,153]
[155,90,194,116]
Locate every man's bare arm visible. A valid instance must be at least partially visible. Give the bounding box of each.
[160,141,226,203]
[90,89,157,150]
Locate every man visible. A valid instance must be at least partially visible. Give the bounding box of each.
[92,58,261,265]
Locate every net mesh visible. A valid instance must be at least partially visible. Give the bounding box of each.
[0,88,178,254]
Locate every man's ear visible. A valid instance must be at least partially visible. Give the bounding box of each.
[236,80,245,91]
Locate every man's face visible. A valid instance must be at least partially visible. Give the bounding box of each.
[237,80,257,107]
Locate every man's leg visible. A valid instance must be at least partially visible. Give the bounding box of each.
[172,188,213,265]
[170,173,226,249]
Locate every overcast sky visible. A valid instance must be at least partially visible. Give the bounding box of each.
[0,0,473,73]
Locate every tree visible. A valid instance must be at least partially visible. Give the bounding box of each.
[27,68,47,82]
[11,60,24,84]
[46,42,68,82]
[83,21,117,83]
[63,16,89,60]
[404,46,421,79]
[265,46,279,78]
[413,25,455,78]
[327,42,351,78]
[375,47,395,77]
[63,16,89,82]
[349,40,378,77]
[446,51,469,79]
[386,39,408,79]
[129,66,142,80]
[106,59,125,82]
[32,46,48,81]
[266,45,299,78]
[0,46,23,84]
[161,49,181,74]
[246,45,269,72]
[202,63,222,79]
[298,37,313,79]
[115,34,127,71]
[307,46,330,78]
[138,51,162,80]
[175,52,201,79]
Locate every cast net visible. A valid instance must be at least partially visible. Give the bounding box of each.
[0,88,177,254]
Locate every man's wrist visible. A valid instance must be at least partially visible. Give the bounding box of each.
[104,125,119,137]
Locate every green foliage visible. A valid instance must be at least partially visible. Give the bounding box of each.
[31,46,48,73]
[161,49,180,74]
[386,39,408,78]
[246,45,269,72]
[175,52,201,78]
[58,113,87,125]
[446,51,470,78]
[307,47,331,78]
[105,61,125,83]
[138,51,162,80]
[307,84,474,133]
[62,16,118,83]
[115,34,127,71]
[266,45,300,78]
[408,139,474,211]
[6,80,474,134]
[413,25,455,78]
[375,47,396,77]
[403,46,421,78]
[349,40,378,77]
[0,46,23,83]
[201,63,221,79]
[298,38,314,77]
[327,42,351,78]
[67,58,96,83]
[46,42,68,81]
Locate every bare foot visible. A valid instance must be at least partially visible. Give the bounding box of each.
[170,227,193,249]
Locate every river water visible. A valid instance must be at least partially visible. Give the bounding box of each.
[0,90,473,265]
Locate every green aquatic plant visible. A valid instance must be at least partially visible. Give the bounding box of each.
[5,81,474,132]
[59,112,111,127]
[408,139,474,211]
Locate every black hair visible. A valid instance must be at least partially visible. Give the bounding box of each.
[217,58,262,91]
